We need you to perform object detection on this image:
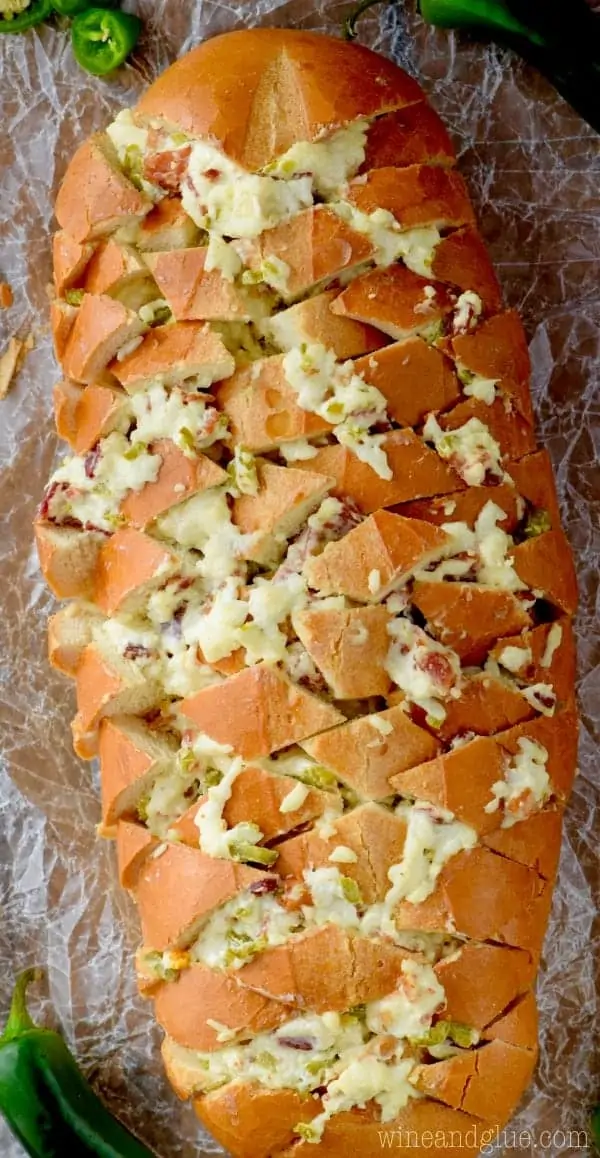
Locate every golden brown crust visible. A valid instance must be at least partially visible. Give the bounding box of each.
[53,380,127,455]
[293,604,392,699]
[304,510,450,602]
[410,1037,537,1121]
[275,803,406,905]
[347,165,475,232]
[94,527,178,615]
[411,580,532,664]
[144,247,263,322]
[120,439,227,529]
[275,1101,498,1158]
[116,819,158,888]
[216,356,333,453]
[110,320,234,393]
[180,663,345,759]
[449,309,534,425]
[331,264,453,340]
[482,806,564,882]
[245,206,375,302]
[41,31,580,1152]
[195,1082,321,1158]
[390,709,577,835]
[301,704,440,799]
[50,300,78,364]
[354,338,461,428]
[236,926,414,1013]
[232,460,333,563]
[294,429,464,513]
[170,763,332,846]
[264,290,387,359]
[487,616,576,706]
[394,845,553,957]
[62,293,145,385]
[55,133,151,244]
[135,841,278,949]
[512,530,578,614]
[154,964,290,1050]
[431,227,502,312]
[436,395,536,461]
[136,29,424,169]
[99,714,178,830]
[432,673,534,741]
[52,231,95,296]
[360,103,456,173]
[435,942,536,1031]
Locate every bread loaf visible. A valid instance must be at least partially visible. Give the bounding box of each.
[37,28,578,1157]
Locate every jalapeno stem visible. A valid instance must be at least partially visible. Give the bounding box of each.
[0,968,43,1045]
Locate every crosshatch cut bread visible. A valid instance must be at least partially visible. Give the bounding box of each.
[37,26,578,1158]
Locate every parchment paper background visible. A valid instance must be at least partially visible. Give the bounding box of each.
[0,2,598,1155]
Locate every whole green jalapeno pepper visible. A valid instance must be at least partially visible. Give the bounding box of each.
[0,969,158,1157]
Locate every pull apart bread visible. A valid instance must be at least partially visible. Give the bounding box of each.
[37,28,578,1158]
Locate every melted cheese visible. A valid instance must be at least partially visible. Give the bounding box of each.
[265,120,369,197]
[303,867,361,931]
[497,645,532,673]
[541,623,563,668]
[48,433,160,531]
[365,959,445,1039]
[279,782,311,814]
[191,890,301,970]
[485,737,551,826]
[204,235,243,282]
[183,141,313,238]
[130,384,228,456]
[423,414,505,487]
[360,803,477,942]
[193,758,265,858]
[333,202,441,277]
[283,342,391,479]
[279,439,320,462]
[420,500,526,591]
[385,618,461,720]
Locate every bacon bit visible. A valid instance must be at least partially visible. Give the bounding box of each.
[277,1036,315,1051]
[0,283,13,309]
[248,878,278,896]
[203,168,221,180]
[143,145,192,192]
[84,445,102,479]
[416,650,456,691]
[123,643,153,660]
[38,480,62,521]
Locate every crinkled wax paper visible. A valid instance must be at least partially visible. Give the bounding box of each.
[0,2,598,1155]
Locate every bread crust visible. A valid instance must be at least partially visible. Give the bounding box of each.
[120,439,227,528]
[180,664,345,759]
[294,429,464,512]
[55,133,151,244]
[110,321,234,393]
[40,29,580,1153]
[215,356,333,452]
[136,29,424,169]
[353,338,461,428]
